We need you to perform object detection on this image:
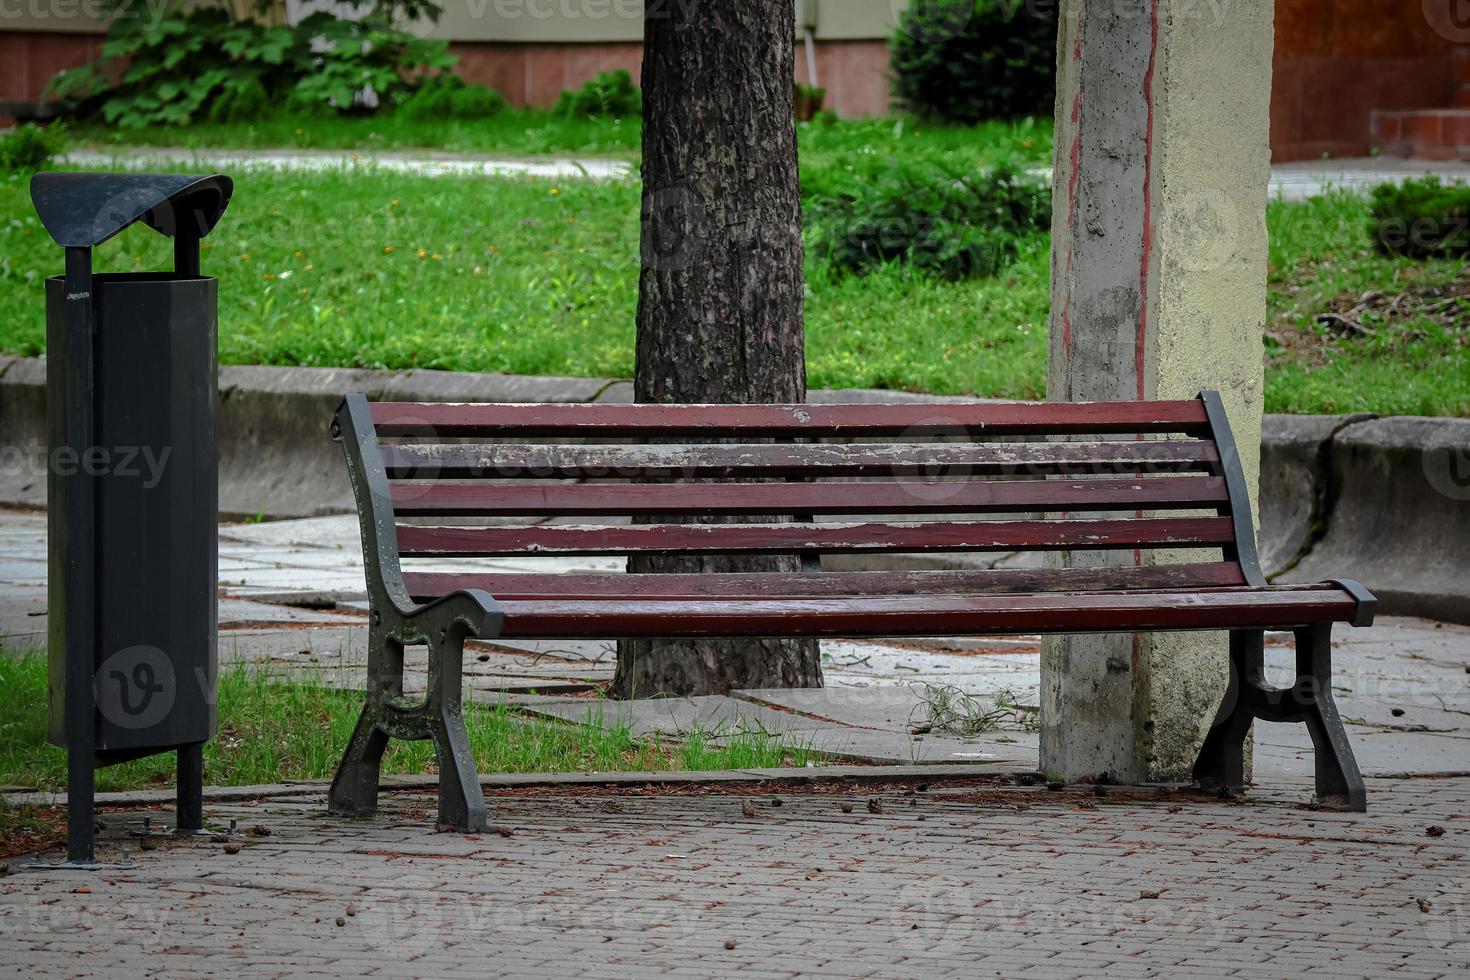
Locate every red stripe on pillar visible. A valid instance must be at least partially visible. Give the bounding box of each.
[1136,0,1160,400]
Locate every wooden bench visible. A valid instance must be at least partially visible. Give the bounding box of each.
[327,391,1376,831]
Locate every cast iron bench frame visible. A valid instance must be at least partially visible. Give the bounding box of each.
[327,391,1376,831]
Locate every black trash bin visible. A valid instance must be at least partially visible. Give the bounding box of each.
[30,172,233,867]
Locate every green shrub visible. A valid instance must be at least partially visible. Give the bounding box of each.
[1370,176,1470,257]
[208,76,272,124]
[807,160,1050,280]
[47,6,454,128]
[398,73,507,121]
[0,123,64,173]
[554,69,641,118]
[287,12,453,116]
[890,0,1059,124]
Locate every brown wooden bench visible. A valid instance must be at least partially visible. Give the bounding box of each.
[327,391,1376,831]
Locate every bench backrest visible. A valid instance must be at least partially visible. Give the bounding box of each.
[333,391,1266,603]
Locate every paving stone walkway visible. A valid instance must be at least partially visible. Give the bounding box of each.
[4,500,1470,975]
[3,777,1467,977]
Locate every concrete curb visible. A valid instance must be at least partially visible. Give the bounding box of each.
[3,357,1467,621]
[0,358,980,520]
[1258,412,1375,576]
[1277,416,1470,623]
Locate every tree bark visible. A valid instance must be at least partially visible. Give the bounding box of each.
[611,0,822,699]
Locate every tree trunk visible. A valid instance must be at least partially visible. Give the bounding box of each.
[611,0,822,699]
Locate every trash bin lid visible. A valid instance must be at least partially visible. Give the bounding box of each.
[30,172,233,248]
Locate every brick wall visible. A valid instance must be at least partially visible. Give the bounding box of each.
[1271,0,1457,161]
[0,30,99,107]
[451,39,889,118]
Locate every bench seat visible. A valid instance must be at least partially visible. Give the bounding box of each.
[327,392,1377,830]
[401,579,1367,638]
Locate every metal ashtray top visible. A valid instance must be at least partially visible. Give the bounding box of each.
[30,171,233,248]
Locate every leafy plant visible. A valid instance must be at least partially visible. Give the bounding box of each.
[1370,176,1470,258]
[807,159,1050,280]
[890,0,1059,123]
[554,69,641,118]
[0,123,64,173]
[397,72,507,121]
[46,5,457,128]
[287,12,453,115]
[794,82,827,122]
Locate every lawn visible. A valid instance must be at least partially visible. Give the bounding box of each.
[2,118,1465,415]
[0,650,811,799]
[1265,192,1469,417]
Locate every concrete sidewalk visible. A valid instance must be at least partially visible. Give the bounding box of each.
[62,146,1470,201]
[2,777,1466,977]
[62,147,636,181]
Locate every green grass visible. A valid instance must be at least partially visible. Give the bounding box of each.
[0,650,811,795]
[1,151,1464,415]
[0,163,1053,398]
[1265,191,1469,417]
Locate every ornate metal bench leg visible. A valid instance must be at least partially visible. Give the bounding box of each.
[329,709,390,818]
[433,707,488,833]
[1193,629,1263,796]
[1296,624,1367,812]
[328,632,402,819]
[429,630,488,833]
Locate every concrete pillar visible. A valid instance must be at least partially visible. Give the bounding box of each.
[1043,0,1274,782]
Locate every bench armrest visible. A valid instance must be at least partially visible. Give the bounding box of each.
[400,588,504,641]
[1325,579,1377,628]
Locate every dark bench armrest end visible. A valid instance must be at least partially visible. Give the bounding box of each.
[404,588,505,640]
[1325,578,1377,628]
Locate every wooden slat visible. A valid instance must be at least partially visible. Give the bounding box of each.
[380,440,1220,480]
[401,563,1249,602]
[396,516,1236,557]
[370,399,1212,438]
[492,586,1360,638]
[389,476,1230,517]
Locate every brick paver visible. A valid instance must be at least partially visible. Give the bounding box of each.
[3,776,1466,978]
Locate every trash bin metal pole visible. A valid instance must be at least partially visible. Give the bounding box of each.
[175,743,204,832]
[60,245,98,867]
[173,218,206,835]
[174,226,199,278]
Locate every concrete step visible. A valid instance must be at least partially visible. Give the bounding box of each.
[1373,108,1470,162]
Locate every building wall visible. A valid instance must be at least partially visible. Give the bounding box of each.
[450,41,645,110]
[449,38,890,116]
[0,0,898,116]
[1271,0,1457,161]
[0,30,101,105]
[3,1,1465,158]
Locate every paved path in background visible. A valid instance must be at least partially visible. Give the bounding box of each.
[3,778,1468,977]
[62,147,636,181]
[63,147,1470,200]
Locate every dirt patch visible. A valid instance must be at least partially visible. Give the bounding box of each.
[0,804,67,860]
[1270,269,1469,368]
